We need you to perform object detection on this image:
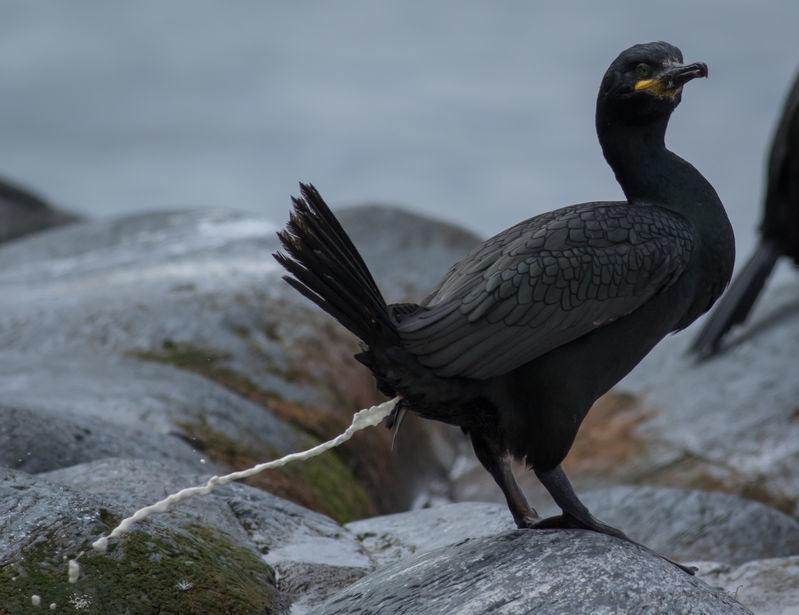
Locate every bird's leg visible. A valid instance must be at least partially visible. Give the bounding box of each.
[534,465,696,575]
[469,432,541,528]
[532,465,627,537]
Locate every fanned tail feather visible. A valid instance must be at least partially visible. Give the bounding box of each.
[274,183,399,349]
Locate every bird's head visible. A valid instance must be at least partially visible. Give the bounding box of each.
[597,41,708,126]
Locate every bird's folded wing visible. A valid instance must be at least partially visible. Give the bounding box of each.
[398,202,694,379]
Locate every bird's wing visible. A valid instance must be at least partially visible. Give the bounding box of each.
[398,202,694,379]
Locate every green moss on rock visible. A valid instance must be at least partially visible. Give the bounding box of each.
[281,432,375,524]
[128,340,261,397]
[130,340,378,523]
[0,522,280,615]
[179,420,375,524]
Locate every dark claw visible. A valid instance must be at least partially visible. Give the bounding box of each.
[514,511,542,529]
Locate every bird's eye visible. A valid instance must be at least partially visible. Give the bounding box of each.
[636,63,652,78]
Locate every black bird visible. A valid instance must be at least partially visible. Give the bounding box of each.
[691,70,799,357]
[275,42,734,574]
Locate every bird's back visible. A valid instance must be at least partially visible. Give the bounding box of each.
[397,199,697,380]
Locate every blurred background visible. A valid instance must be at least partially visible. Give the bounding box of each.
[0,0,797,264]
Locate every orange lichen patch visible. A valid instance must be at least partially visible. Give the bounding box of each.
[564,390,656,478]
[273,317,381,412]
[129,337,437,515]
[559,389,798,516]
[637,451,797,516]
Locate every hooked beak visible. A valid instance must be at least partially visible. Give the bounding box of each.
[635,61,708,98]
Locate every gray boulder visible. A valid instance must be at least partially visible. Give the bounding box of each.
[0,352,299,470]
[2,199,796,614]
[0,206,474,517]
[0,403,205,475]
[557,486,799,566]
[223,481,375,612]
[699,556,799,615]
[334,204,480,298]
[311,530,752,615]
[41,458,249,543]
[0,174,77,243]
[347,487,799,571]
[0,467,282,614]
[620,280,799,517]
[346,501,515,567]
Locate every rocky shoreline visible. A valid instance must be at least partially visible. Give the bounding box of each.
[1,195,798,613]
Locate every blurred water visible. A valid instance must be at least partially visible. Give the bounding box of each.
[1,0,797,261]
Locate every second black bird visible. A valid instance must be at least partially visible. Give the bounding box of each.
[691,69,799,357]
[275,42,734,573]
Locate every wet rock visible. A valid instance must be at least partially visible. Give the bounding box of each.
[0,174,78,243]
[311,530,752,615]
[548,486,799,566]
[0,458,387,614]
[0,352,299,464]
[0,206,472,516]
[41,458,248,543]
[3,200,792,613]
[223,481,375,612]
[699,557,799,615]
[0,467,282,614]
[347,487,799,570]
[0,403,204,475]
[620,281,799,515]
[346,501,515,567]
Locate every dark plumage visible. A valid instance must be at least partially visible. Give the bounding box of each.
[275,42,734,574]
[691,70,799,357]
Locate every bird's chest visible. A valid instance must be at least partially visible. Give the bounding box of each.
[677,229,736,329]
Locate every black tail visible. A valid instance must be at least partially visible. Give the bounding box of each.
[690,239,781,358]
[274,183,400,351]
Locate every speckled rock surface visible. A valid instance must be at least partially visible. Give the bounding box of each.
[0,354,296,476]
[0,204,479,614]
[310,530,753,615]
[553,486,799,566]
[0,467,282,614]
[347,487,799,570]
[0,403,203,475]
[346,501,516,567]
[41,458,248,543]
[1,203,797,614]
[0,206,476,517]
[699,556,799,615]
[223,481,375,612]
[620,281,799,516]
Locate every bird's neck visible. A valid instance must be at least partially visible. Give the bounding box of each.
[598,116,682,204]
[597,113,719,214]
[598,112,735,310]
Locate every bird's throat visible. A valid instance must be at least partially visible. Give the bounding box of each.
[598,118,681,205]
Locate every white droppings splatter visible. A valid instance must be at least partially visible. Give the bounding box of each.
[68,559,80,584]
[69,593,91,609]
[92,398,398,552]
